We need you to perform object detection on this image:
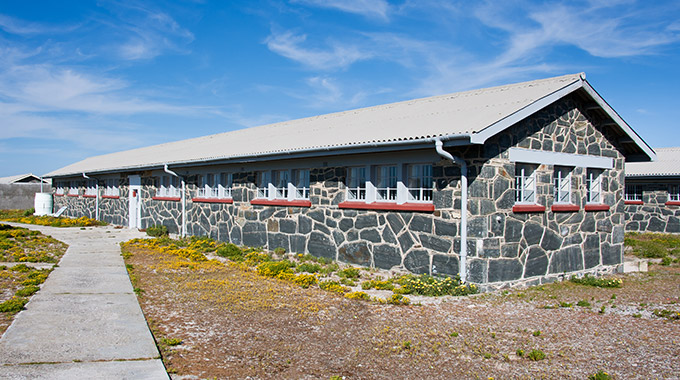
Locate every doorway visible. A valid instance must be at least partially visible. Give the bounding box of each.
[128,175,141,229]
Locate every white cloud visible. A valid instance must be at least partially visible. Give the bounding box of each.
[0,14,79,35]
[292,0,390,21]
[265,30,372,70]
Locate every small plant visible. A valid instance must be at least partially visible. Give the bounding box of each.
[402,340,411,350]
[397,274,477,296]
[216,243,244,261]
[532,330,541,337]
[146,224,168,237]
[0,297,28,313]
[483,353,492,359]
[344,291,370,300]
[133,287,144,295]
[15,285,40,297]
[387,293,410,305]
[577,300,591,307]
[296,262,321,273]
[559,301,572,308]
[589,370,612,380]
[292,273,318,288]
[611,294,617,300]
[161,338,182,346]
[527,349,546,361]
[340,278,356,287]
[273,247,286,256]
[571,274,622,288]
[661,256,672,266]
[338,267,360,279]
[257,261,292,277]
[652,309,680,320]
[599,305,606,314]
[319,280,349,294]
[632,313,642,318]
[516,349,524,357]
[450,332,459,337]
[10,264,32,272]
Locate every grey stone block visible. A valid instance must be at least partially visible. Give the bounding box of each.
[601,243,622,265]
[307,231,336,260]
[409,214,432,233]
[360,228,382,243]
[373,244,402,270]
[487,259,523,282]
[467,259,487,283]
[523,222,543,246]
[355,214,378,229]
[524,246,548,278]
[549,246,583,274]
[434,219,457,237]
[404,249,430,275]
[298,215,313,234]
[420,234,452,253]
[338,241,371,266]
[432,254,459,277]
[242,221,266,247]
[540,228,563,251]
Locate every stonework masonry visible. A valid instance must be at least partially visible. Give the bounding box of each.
[54,95,629,290]
[624,182,680,233]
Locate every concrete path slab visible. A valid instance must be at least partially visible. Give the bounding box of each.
[0,223,168,379]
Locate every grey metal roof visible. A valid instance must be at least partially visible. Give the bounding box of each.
[626,147,680,177]
[45,73,655,177]
[0,173,48,184]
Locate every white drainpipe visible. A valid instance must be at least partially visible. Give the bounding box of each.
[164,164,186,237]
[435,138,468,283]
[82,172,99,221]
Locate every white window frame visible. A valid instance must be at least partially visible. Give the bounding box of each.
[55,182,65,195]
[624,184,642,202]
[515,164,537,204]
[68,181,79,196]
[406,164,434,203]
[157,175,181,198]
[345,163,434,205]
[586,169,603,204]
[346,166,367,201]
[84,180,97,197]
[197,172,232,199]
[104,179,120,197]
[256,169,309,201]
[553,166,572,204]
[669,184,680,202]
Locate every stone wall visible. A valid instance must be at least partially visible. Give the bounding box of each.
[51,94,630,289]
[624,182,680,233]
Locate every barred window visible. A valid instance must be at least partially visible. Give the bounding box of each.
[408,164,433,202]
[625,184,643,201]
[586,169,603,204]
[347,167,367,200]
[515,164,537,203]
[553,166,572,204]
[669,184,680,202]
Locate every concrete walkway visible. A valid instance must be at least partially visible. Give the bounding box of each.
[0,223,168,380]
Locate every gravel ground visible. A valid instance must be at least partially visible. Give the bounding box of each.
[124,245,680,380]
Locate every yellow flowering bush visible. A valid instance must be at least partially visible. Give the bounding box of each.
[1,214,106,227]
[397,274,477,296]
[344,291,370,300]
[292,273,318,288]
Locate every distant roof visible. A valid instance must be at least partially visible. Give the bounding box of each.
[45,73,655,178]
[0,173,49,184]
[626,147,680,178]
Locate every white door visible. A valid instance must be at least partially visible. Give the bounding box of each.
[128,175,141,229]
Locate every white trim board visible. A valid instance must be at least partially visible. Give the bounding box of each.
[508,148,614,169]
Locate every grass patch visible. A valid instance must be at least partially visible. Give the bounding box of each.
[570,274,622,288]
[0,210,105,227]
[625,232,680,259]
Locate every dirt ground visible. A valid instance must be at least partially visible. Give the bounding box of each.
[124,245,680,380]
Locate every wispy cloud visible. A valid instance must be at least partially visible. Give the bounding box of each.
[291,0,391,21]
[0,14,79,35]
[265,30,372,70]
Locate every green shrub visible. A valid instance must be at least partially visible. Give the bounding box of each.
[398,274,477,296]
[146,225,168,237]
[293,273,318,288]
[577,300,591,307]
[273,247,286,256]
[532,330,541,337]
[345,291,370,300]
[319,280,349,293]
[10,264,32,272]
[16,285,40,297]
[23,208,35,217]
[296,262,321,273]
[0,297,28,313]
[161,338,182,346]
[661,256,672,266]
[516,349,524,357]
[257,261,293,277]
[338,267,360,279]
[216,243,244,261]
[652,309,680,320]
[527,349,546,361]
[570,274,622,288]
[589,370,612,380]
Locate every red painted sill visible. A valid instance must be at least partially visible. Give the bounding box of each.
[192,197,233,204]
[55,193,64,197]
[102,195,120,199]
[666,201,680,206]
[551,204,580,212]
[624,200,643,205]
[66,194,79,197]
[152,196,181,202]
[338,201,435,212]
[83,195,96,198]
[250,199,312,207]
[512,204,546,213]
[585,204,610,212]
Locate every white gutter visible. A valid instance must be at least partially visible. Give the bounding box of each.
[164,164,186,237]
[435,138,468,283]
[82,173,99,221]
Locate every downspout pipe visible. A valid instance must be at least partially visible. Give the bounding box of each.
[82,173,99,221]
[435,138,468,283]
[164,164,186,237]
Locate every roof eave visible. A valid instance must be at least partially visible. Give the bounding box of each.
[44,134,473,178]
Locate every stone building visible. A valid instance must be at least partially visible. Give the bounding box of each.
[45,73,655,290]
[624,147,680,233]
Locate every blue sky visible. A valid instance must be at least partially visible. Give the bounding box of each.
[1,0,679,177]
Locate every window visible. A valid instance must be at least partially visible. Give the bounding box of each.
[84,180,97,196]
[407,164,433,202]
[197,173,232,199]
[586,169,603,204]
[68,181,79,196]
[157,175,180,198]
[346,167,367,201]
[293,169,310,200]
[375,165,398,201]
[256,171,271,199]
[515,164,537,203]
[55,182,65,195]
[104,179,119,197]
[625,184,642,201]
[669,184,680,202]
[553,166,572,204]
[273,170,289,199]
